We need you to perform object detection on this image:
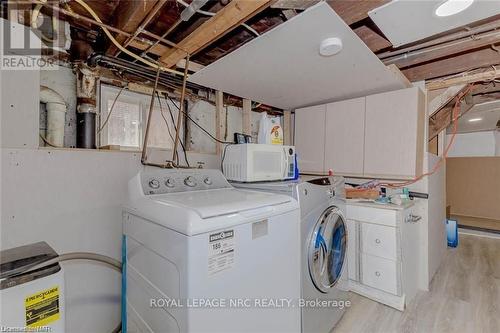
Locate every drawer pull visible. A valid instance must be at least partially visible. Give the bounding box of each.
[375,271,381,277]
[375,238,381,244]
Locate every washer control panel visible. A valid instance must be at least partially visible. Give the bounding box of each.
[140,169,232,195]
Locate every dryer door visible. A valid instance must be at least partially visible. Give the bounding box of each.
[308,206,347,293]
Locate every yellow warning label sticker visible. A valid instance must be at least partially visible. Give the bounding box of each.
[25,286,60,327]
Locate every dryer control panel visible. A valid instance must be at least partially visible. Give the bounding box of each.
[140,168,232,195]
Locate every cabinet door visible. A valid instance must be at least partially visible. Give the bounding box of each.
[364,87,425,179]
[325,98,365,176]
[294,104,326,174]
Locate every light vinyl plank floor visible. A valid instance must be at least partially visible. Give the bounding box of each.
[334,234,500,333]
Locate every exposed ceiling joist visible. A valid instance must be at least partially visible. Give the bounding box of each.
[426,67,500,90]
[354,25,392,52]
[428,84,467,116]
[106,0,162,56]
[159,0,272,67]
[128,39,205,71]
[429,97,475,140]
[327,0,390,25]
[271,0,320,10]
[403,48,500,82]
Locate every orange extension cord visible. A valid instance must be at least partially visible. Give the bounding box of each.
[380,84,475,189]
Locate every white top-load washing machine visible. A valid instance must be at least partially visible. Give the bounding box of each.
[233,177,349,333]
[123,168,301,333]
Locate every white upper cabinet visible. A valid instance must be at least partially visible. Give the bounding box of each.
[325,98,365,177]
[294,87,425,179]
[294,104,326,174]
[364,87,425,179]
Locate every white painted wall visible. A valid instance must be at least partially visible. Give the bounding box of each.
[1,43,220,332]
[446,131,497,157]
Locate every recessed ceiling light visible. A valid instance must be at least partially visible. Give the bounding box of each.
[435,0,474,17]
[468,117,482,122]
[319,37,343,57]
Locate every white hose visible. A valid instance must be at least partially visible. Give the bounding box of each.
[16,252,122,333]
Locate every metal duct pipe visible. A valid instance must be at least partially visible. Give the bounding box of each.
[87,54,206,91]
[75,64,98,148]
[40,86,67,147]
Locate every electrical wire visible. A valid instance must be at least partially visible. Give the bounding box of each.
[167,96,233,145]
[380,84,475,188]
[157,92,190,167]
[97,86,126,134]
[69,0,185,76]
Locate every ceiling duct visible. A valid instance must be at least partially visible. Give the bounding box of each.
[181,0,210,21]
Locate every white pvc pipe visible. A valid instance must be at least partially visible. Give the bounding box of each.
[40,86,67,147]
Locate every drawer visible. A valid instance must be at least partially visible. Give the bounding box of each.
[346,205,397,227]
[361,254,399,295]
[361,222,397,260]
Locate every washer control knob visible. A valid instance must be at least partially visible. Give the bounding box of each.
[184,176,197,187]
[149,179,160,189]
[203,177,212,185]
[165,178,175,188]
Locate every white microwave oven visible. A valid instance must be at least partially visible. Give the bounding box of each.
[222,144,296,182]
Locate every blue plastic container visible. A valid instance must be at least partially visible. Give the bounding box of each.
[446,219,458,247]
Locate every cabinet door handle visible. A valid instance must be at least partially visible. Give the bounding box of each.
[375,271,381,277]
[405,214,422,223]
[375,238,381,244]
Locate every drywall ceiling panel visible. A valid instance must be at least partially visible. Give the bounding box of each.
[188,2,406,110]
[369,0,500,47]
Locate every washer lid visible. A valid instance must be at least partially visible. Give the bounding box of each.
[153,188,292,219]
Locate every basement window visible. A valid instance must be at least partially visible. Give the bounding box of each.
[99,85,180,150]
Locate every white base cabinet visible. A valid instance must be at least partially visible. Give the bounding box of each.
[347,202,421,311]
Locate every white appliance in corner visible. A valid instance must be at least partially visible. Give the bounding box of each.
[0,242,65,332]
[222,144,296,182]
[233,176,349,333]
[123,168,301,333]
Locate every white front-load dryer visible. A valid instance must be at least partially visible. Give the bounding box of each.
[232,176,349,333]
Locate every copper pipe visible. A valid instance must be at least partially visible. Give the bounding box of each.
[171,55,190,164]
[30,0,186,53]
[141,67,162,165]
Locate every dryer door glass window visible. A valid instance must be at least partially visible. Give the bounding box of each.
[308,206,347,293]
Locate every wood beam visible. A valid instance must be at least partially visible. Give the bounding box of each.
[271,0,320,10]
[426,67,500,90]
[354,25,392,52]
[106,0,161,56]
[429,98,475,140]
[159,0,272,67]
[403,48,500,82]
[283,110,292,145]
[215,91,224,155]
[384,30,500,68]
[428,84,467,116]
[327,0,390,25]
[386,64,412,88]
[242,99,252,136]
